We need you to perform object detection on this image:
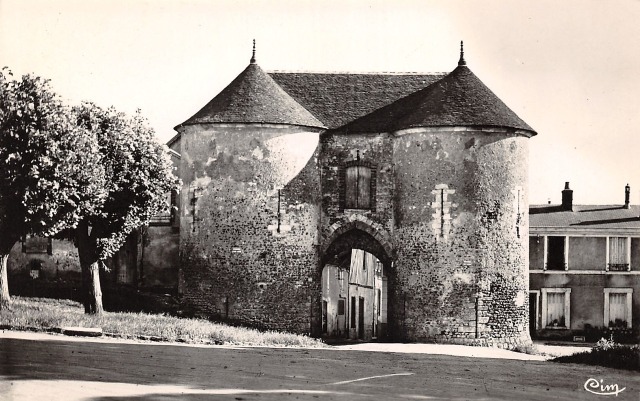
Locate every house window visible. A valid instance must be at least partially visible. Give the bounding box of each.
[150,190,176,225]
[345,165,371,209]
[541,288,571,328]
[545,236,567,270]
[604,289,632,328]
[608,237,630,271]
[338,299,345,316]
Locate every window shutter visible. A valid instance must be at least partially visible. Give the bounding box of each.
[345,166,359,209]
[357,165,371,209]
[610,237,626,264]
[609,293,627,325]
[547,292,565,326]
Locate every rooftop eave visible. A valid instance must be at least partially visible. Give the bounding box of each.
[392,124,536,138]
[174,121,327,132]
[530,226,640,236]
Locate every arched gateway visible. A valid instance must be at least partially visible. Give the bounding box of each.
[319,218,398,341]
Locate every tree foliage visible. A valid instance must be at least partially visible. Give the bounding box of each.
[74,103,178,260]
[0,69,104,308]
[73,103,179,314]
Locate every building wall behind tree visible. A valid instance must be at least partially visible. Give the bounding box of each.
[8,237,81,287]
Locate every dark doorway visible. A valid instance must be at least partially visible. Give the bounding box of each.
[358,297,365,340]
[529,292,538,338]
[322,301,328,334]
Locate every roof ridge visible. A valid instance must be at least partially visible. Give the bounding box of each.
[268,70,447,76]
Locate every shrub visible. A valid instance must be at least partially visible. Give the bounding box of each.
[553,338,640,371]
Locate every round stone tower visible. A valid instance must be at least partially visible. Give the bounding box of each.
[323,43,536,346]
[174,45,325,333]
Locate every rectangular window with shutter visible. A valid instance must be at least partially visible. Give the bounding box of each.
[345,165,371,209]
[546,292,565,327]
[542,288,571,328]
[609,293,626,326]
[604,289,632,328]
[608,237,629,271]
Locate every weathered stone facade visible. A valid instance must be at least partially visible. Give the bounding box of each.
[175,45,536,346]
[177,123,323,333]
[316,128,530,346]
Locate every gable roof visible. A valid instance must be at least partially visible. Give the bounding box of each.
[530,205,640,230]
[177,62,324,129]
[269,72,445,129]
[337,64,536,135]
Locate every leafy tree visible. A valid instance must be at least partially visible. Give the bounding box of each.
[73,103,178,314]
[0,69,104,309]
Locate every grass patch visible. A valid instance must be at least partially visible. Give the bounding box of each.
[552,341,640,371]
[0,296,325,348]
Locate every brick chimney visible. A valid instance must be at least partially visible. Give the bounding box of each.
[624,184,630,209]
[561,182,573,211]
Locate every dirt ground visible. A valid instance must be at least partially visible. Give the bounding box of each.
[1,330,637,401]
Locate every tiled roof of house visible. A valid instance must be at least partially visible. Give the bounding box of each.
[269,72,445,129]
[529,205,640,229]
[177,62,324,129]
[336,64,536,135]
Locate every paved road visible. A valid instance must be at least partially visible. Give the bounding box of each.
[1,332,638,401]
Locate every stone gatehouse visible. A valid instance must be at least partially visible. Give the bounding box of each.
[172,43,537,347]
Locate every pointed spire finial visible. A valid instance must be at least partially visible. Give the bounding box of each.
[458,40,466,66]
[250,39,256,64]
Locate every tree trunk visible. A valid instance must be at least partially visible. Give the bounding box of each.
[86,261,104,315]
[0,253,11,310]
[77,220,104,315]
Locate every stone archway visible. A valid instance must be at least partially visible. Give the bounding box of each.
[320,216,394,266]
[318,216,395,342]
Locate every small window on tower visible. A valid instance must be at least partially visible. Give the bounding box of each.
[338,299,345,316]
[345,165,371,209]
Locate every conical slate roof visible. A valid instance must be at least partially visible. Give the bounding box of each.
[178,62,324,129]
[337,62,536,135]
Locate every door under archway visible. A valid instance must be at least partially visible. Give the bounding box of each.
[320,227,394,342]
[321,249,387,341]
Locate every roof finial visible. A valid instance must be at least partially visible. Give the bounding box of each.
[458,40,466,66]
[250,39,256,64]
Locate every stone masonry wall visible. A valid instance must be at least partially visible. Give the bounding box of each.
[177,123,323,333]
[177,122,532,345]
[392,127,530,346]
[317,127,531,345]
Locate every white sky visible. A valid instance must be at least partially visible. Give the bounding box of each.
[1,0,639,205]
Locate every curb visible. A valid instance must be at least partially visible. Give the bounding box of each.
[59,326,103,337]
